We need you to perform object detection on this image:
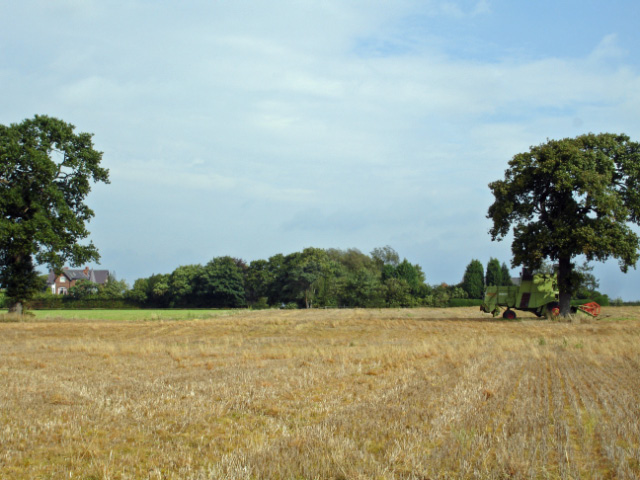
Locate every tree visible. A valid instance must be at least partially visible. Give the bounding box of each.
[147,273,171,307]
[98,274,128,299]
[244,259,273,307]
[168,264,203,307]
[338,268,384,308]
[0,115,109,313]
[69,279,100,298]
[461,259,485,299]
[127,278,149,304]
[282,248,329,308]
[574,261,601,299]
[500,262,513,286]
[195,256,246,308]
[488,133,640,315]
[485,258,502,287]
[371,246,400,269]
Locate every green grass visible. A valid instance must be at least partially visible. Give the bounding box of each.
[26,309,239,322]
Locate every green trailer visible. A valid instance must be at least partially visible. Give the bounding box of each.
[480,270,601,319]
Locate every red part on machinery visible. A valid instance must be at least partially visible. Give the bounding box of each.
[579,302,601,317]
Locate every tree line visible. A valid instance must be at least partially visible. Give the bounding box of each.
[2,248,610,310]
[46,248,524,309]
[2,116,634,313]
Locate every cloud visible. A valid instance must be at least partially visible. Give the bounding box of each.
[589,34,626,63]
[2,1,640,298]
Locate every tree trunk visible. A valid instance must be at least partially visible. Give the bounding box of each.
[8,301,23,315]
[557,257,573,316]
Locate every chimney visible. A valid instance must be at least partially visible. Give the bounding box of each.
[83,266,90,276]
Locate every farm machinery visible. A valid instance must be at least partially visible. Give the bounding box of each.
[480,270,601,319]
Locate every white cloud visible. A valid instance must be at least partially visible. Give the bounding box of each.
[589,34,626,63]
[2,1,640,298]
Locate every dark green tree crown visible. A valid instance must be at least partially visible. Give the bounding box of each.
[488,133,640,273]
[0,115,109,305]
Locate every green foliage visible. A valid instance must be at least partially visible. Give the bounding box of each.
[500,263,513,286]
[123,246,439,310]
[68,275,129,301]
[573,261,600,299]
[99,276,129,299]
[428,284,453,308]
[485,258,502,287]
[147,274,171,307]
[371,246,400,269]
[195,256,246,308]
[168,264,203,307]
[69,279,99,298]
[126,278,149,304]
[251,297,270,310]
[488,133,640,314]
[282,248,329,308]
[383,278,416,307]
[0,115,109,312]
[245,259,272,307]
[448,286,468,299]
[337,267,385,308]
[27,293,136,310]
[461,259,485,299]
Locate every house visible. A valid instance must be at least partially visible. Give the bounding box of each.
[46,267,110,295]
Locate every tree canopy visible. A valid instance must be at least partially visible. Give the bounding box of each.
[116,247,445,309]
[487,133,640,314]
[485,258,502,287]
[461,259,485,299]
[0,115,109,313]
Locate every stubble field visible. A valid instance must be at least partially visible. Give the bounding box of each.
[1,307,639,479]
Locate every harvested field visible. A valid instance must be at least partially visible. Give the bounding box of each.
[1,307,639,479]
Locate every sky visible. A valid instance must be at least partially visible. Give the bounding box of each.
[2,0,640,300]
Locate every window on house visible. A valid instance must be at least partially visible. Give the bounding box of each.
[60,276,66,283]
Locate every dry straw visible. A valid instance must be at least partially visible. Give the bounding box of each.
[1,307,639,479]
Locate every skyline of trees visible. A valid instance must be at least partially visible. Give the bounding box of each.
[30,247,604,309]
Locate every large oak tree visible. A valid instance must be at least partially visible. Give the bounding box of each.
[0,115,109,313]
[488,133,640,315]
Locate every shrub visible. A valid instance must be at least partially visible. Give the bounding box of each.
[26,295,139,310]
[251,297,270,310]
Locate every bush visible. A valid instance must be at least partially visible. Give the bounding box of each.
[26,295,139,310]
[251,297,270,310]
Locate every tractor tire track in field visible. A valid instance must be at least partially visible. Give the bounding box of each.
[557,357,603,479]
[465,359,526,474]
[561,356,614,478]
[578,360,640,477]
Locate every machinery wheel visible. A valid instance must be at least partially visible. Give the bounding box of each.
[502,309,517,320]
[546,302,560,318]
